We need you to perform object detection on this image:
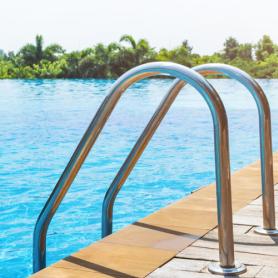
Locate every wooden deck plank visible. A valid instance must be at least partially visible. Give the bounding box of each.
[138,208,218,230]
[148,184,278,277]
[31,267,110,278]
[102,222,204,251]
[51,242,175,277]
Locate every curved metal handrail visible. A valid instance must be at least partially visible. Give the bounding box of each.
[33,62,245,275]
[194,64,277,235]
[102,81,185,237]
[103,64,277,240]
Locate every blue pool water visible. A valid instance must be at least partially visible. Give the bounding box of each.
[1,78,278,277]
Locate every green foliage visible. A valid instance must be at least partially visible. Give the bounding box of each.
[0,60,16,78]
[255,35,276,61]
[253,54,278,78]
[0,49,5,59]
[18,35,64,67]
[155,41,193,66]
[223,37,239,61]
[238,43,253,61]
[43,44,65,62]
[1,34,278,79]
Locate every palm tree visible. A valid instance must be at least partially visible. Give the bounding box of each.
[119,34,154,65]
[43,44,65,62]
[120,35,137,50]
[35,35,44,62]
[18,35,64,66]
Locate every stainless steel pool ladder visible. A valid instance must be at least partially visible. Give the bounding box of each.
[103,63,278,240]
[33,61,274,276]
[194,64,277,236]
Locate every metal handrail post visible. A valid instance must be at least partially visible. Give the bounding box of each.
[100,63,246,275]
[33,70,155,273]
[193,64,278,236]
[101,81,184,236]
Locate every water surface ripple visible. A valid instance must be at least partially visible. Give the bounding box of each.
[1,78,278,277]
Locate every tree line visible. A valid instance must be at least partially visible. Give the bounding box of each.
[1,34,278,79]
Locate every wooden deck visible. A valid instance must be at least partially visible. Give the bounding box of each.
[31,153,278,278]
[148,184,278,277]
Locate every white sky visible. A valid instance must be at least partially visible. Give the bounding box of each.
[1,0,278,55]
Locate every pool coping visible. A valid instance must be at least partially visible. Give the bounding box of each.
[31,152,278,277]
[148,184,278,277]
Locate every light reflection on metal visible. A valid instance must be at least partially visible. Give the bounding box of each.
[33,62,245,275]
[194,64,277,237]
[100,62,246,275]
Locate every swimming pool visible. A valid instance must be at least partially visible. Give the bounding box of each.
[1,78,278,277]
